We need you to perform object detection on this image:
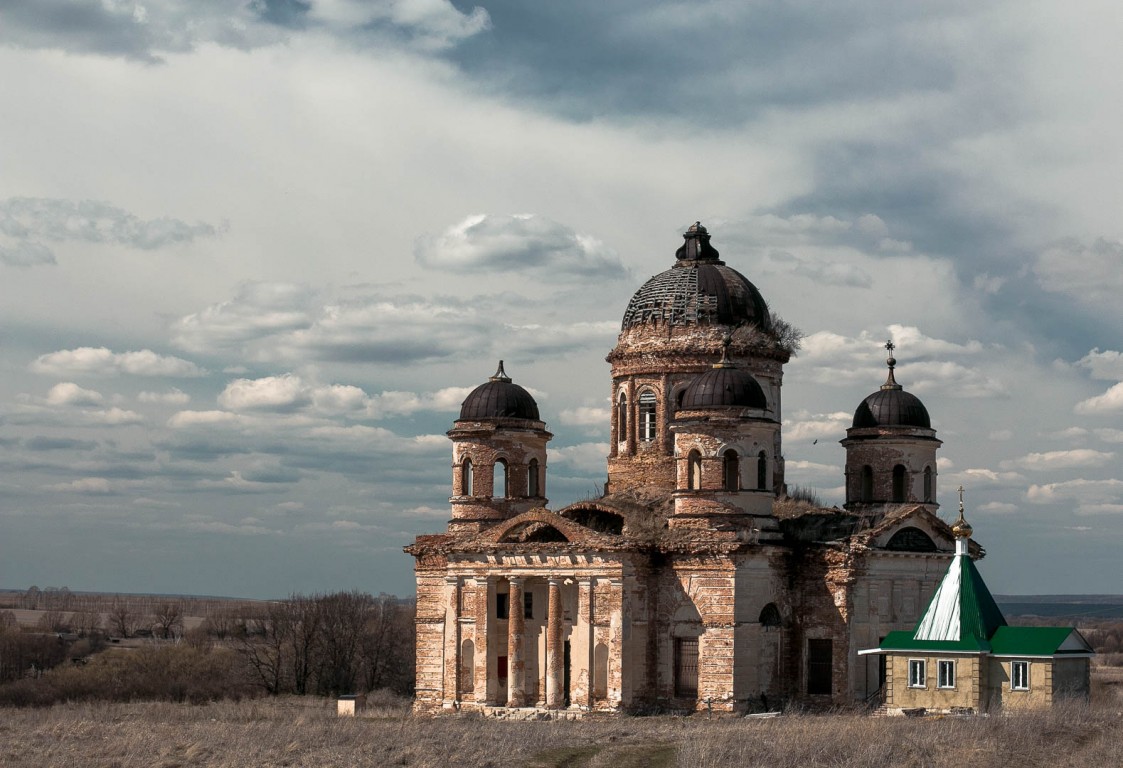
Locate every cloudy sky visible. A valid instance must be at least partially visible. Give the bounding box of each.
[1,0,1122,600]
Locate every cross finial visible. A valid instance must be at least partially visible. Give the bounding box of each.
[885,340,895,354]
[957,485,965,510]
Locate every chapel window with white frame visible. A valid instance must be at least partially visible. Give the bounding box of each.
[908,659,926,688]
[1011,660,1030,691]
[937,659,955,689]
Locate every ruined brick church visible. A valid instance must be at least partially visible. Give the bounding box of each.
[407,223,965,714]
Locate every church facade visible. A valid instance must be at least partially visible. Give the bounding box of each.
[407,223,966,714]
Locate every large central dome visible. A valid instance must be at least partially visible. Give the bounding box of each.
[620,222,772,332]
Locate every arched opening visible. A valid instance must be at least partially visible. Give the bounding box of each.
[616,392,628,444]
[462,458,473,496]
[500,521,569,544]
[460,639,475,694]
[860,465,873,502]
[687,450,702,490]
[676,388,686,411]
[562,508,624,535]
[885,526,938,552]
[638,390,657,442]
[493,459,508,498]
[892,464,908,503]
[528,458,540,497]
[593,642,609,700]
[759,603,781,630]
[723,449,740,491]
[757,450,768,491]
[923,466,933,503]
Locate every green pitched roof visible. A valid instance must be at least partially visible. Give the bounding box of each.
[864,547,1093,659]
[911,552,1007,645]
[990,626,1092,656]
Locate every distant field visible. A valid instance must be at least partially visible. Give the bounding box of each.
[3,692,1123,768]
[996,595,1123,619]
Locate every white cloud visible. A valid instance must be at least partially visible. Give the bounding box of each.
[977,501,1018,514]
[415,214,626,280]
[1075,382,1123,415]
[31,347,203,377]
[44,382,104,406]
[784,412,852,442]
[1094,429,1123,444]
[0,197,220,267]
[138,388,191,405]
[548,442,610,475]
[1026,478,1123,508]
[1002,449,1115,471]
[219,374,314,412]
[1076,348,1123,381]
[46,477,112,494]
[1036,238,1123,309]
[558,406,611,427]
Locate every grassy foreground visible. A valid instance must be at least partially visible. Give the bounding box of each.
[3,696,1123,768]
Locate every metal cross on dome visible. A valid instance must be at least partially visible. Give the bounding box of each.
[957,485,965,512]
[885,340,895,354]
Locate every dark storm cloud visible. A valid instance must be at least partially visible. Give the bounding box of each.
[23,436,99,451]
[0,198,222,267]
[443,1,972,124]
[253,0,311,28]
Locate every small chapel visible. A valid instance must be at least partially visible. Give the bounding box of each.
[406,223,976,714]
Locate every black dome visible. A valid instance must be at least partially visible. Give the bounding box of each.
[459,362,540,421]
[852,351,932,429]
[621,224,771,331]
[852,389,931,429]
[681,366,767,410]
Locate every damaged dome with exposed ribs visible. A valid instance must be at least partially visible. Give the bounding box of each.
[620,222,771,332]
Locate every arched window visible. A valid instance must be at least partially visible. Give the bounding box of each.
[860,465,873,502]
[757,450,768,491]
[493,459,508,498]
[687,450,702,490]
[528,458,540,498]
[460,639,475,693]
[923,466,933,503]
[593,642,609,699]
[759,603,781,629]
[462,458,473,496]
[638,390,657,442]
[892,464,907,503]
[616,392,628,443]
[723,450,740,491]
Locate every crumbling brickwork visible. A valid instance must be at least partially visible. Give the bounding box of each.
[406,223,965,716]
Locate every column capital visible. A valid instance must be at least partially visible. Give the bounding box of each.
[508,575,525,586]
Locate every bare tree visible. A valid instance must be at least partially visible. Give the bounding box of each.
[235,604,289,694]
[153,601,185,639]
[36,609,69,633]
[108,599,136,638]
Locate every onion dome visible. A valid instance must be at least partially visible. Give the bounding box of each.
[951,486,974,540]
[620,222,772,331]
[852,342,931,429]
[459,361,540,420]
[680,339,768,409]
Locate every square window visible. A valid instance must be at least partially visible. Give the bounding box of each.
[1011,661,1030,691]
[937,659,956,689]
[908,659,927,688]
[496,593,509,620]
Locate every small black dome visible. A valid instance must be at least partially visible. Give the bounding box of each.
[459,362,540,421]
[681,366,767,410]
[852,349,932,429]
[852,389,931,429]
[621,224,771,331]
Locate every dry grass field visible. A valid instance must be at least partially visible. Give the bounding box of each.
[3,691,1123,768]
